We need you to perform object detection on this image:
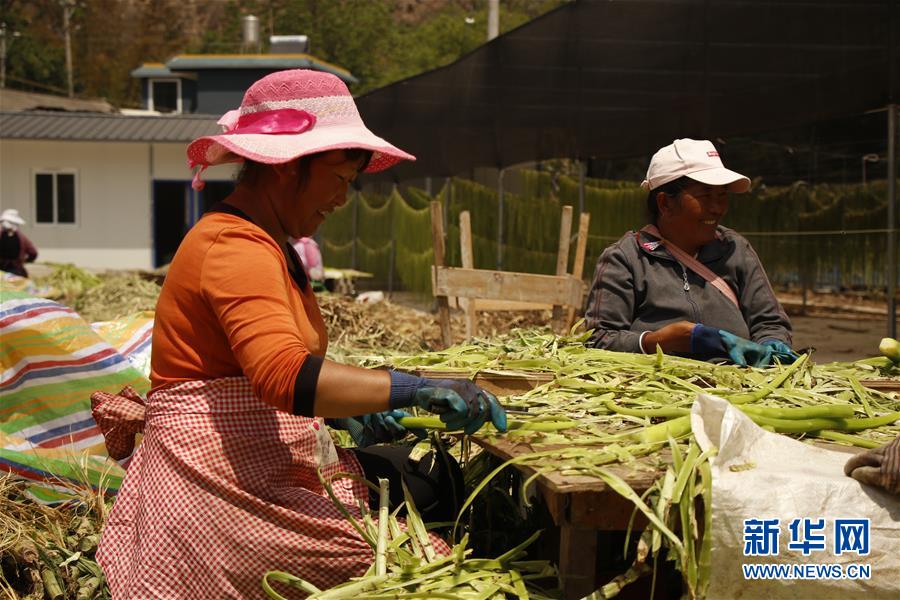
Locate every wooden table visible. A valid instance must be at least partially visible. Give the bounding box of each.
[469,434,666,599]
[415,369,881,599]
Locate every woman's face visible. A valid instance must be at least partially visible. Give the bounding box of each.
[659,180,729,249]
[275,150,364,238]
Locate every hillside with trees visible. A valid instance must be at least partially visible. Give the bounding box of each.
[0,0,564,107]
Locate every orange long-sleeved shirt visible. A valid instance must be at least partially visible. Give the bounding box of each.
[150,208,327,414]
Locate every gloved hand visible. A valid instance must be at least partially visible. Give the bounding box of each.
[843,435,900,495]
[389,371,508,435]
[691,324,774,367]
[328,409,422,448]
[761,339,800,364]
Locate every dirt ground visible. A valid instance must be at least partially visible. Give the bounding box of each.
[790,314,889,363]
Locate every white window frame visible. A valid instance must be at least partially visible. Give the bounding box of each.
[32,169,79,227]
[148,78,182,114]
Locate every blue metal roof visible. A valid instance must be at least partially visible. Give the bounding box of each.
[162,54,357,84]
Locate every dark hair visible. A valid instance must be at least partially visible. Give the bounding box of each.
[237,148,374,187]
[645,176,690,224]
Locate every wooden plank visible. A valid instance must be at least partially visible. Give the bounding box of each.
[433,267,583,308]
[552,206,574,327]
[459,210,477,340]
[559,524,598,599]
[566,212,591,328]
[860,378,900,392]
[473,299,553,311]
[555,205,574,277]
[430,200,453,348]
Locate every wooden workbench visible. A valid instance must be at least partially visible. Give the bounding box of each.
[411,369,885,599]
[470,434,664,599]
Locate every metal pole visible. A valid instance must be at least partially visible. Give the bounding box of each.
[388,192,395,296]
[487,0,499,41]
[0,23,7,89]
[497,168,505,270]
[888,103,897,339]
[62,0,74,97]
[351,189,359,270]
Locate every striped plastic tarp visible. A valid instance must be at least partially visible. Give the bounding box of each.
[0,289,150,501]
[91,311,154,378]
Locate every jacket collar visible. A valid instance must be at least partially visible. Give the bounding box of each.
[635,226,731,264]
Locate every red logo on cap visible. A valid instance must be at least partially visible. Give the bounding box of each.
[707,151,719,157]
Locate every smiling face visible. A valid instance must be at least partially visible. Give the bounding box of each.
[273,150,367,238]
[657,179,729,252]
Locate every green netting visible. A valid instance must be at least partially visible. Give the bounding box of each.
[318,171,899,295]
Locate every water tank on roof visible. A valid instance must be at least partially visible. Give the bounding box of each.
[242,15,260,53]
[270,35,309,54]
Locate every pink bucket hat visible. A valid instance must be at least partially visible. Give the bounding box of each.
[187,69,415,190]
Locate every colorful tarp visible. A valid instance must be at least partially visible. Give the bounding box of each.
[0,289,150,502]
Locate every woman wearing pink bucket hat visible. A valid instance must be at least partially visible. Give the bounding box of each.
[94,69,506,598]
[583,138,797,368]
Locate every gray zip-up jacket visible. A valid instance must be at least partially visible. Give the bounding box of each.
[584,226,792,354]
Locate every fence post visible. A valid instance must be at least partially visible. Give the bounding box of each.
[578,159,585,216]
[497,168,505,271]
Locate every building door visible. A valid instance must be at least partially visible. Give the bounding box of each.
[152,181,190,268]
[152,180,236,268]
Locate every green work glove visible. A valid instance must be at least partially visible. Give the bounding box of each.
[691,324,774,367]
[761,339,800,364]
[389,371,508,435]
[718,330,774,367]
[328,410,422,448]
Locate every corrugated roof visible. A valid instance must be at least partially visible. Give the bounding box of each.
[0,89,114,113]
[0,111,220,142]
[165,53,357,83]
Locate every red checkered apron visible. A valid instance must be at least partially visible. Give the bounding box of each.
[97,377,444,598]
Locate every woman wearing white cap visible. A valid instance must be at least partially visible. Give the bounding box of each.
[91,70,506,598]
[0,209,38,278]
[583,138,797,367]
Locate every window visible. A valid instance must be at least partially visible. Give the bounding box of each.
[149,79,181,114]
[34,171,77,224]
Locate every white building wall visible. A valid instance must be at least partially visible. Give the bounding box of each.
[0,139,237,271]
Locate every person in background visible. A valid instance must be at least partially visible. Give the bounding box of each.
[92,69,506,599]
[290,236,325,281]
[0,209,38,278]
[583,138,797,367]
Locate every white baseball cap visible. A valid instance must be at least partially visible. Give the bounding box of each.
[641,138,750,193]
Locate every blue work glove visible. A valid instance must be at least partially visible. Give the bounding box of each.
[761,339,800,364]
[691,324,774,368]
[388,371,508,435]
[327,410,422,448]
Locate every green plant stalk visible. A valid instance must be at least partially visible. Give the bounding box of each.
[812,430,884,449]
[739,404,856,420]
[725,353,810,404]
[628,416,693,444]
[398,416,576,432]
[604,400,690,419]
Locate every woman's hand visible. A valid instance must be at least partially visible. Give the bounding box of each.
[413,379,508,435]
[388,371,508,435]
[329,410,424,447]
[641,321,696,354]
